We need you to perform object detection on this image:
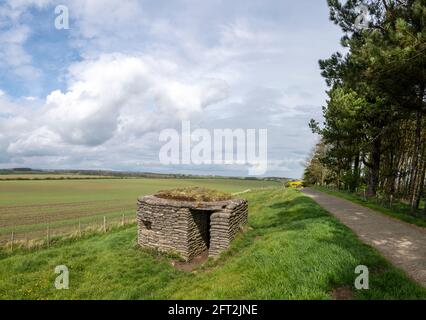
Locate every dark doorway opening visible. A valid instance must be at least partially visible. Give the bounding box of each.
[191,209,211,251]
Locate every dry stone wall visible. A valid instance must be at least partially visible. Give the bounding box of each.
[209,201,248,257]
[137,195,248,261]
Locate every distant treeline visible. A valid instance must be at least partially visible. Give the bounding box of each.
[0,169,288,183]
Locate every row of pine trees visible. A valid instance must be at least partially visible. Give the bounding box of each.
[304,0,426,215]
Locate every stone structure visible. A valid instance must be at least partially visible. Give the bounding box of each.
[137,195,248,261]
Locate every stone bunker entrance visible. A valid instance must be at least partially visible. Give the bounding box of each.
[137,193,248,261]
[191,209,210,251]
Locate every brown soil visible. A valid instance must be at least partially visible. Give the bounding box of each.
[330,286,354,300]
[172,251,209,272]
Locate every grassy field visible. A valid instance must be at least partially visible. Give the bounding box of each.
[0,178,280,245]
[0,188,424,300]
[314,186,426,229]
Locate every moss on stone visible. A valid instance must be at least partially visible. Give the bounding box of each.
[155,186,232,202]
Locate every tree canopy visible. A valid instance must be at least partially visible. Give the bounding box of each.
[304,0,426,214]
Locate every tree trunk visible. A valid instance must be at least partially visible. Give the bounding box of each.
[424,196,426,217]
[410,111,422,212]
[353,154,360,192]
[367,137,381,196]
[414,124,426,213]
[414,172,425,212]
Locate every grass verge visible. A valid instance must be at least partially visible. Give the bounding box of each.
[0,188,425,299]
[314,186,426,229]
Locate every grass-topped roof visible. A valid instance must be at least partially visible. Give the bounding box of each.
[155,186,232,202]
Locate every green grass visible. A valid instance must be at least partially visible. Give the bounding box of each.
[314,186,426,229]
[1,188,425,300]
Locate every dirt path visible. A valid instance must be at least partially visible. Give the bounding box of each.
[302,188,426,287]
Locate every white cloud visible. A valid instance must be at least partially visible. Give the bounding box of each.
[153,78,230,119]
[0,2,47,79]
[0,94,32,163]
[7,126,62,156]
[7,0,52,9]
[0,92,28,116]
[0,0,342,177]
[41,53,229,146]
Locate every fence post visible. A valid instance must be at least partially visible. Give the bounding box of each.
[363,189,366,201]
[46,225,50,247]
[11,231,14,252]
[78,219,82,237]
[122,214,125,226]
[390,195,393,209]
[103,216,107,232]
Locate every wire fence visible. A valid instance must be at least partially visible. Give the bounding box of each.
[0,212,137,251]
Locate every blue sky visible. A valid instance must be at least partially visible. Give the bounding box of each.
[0,0,344,178]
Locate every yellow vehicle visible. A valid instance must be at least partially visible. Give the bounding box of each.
[287,180,303,189]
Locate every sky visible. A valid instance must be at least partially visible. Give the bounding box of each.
[0,0,344,178]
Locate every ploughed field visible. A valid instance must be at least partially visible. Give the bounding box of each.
[0,178,279,246]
